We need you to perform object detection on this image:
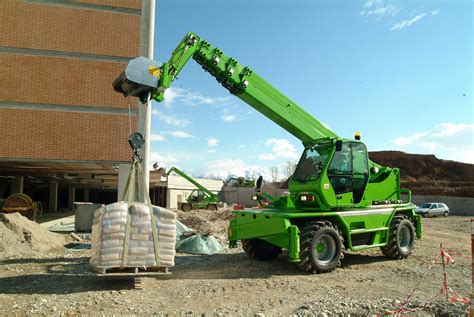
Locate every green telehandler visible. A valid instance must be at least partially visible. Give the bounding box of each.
[224,176,255,188]
[166,167,219,212]
[114,32,422,273]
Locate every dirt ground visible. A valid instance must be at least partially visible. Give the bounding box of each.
[0,215,471,315]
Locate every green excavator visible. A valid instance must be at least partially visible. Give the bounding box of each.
[114,32,421,273]
[166,167,219,212]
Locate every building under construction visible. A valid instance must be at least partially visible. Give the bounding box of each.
[0,0,145,211]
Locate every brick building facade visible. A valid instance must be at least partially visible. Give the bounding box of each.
[0,0,150,211]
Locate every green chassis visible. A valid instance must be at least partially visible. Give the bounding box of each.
[228,205,422,262]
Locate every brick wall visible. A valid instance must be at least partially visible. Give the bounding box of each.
[0,1,141,57]
[0,108,136,161]
[0,0,143,162]
[0,55,134,109]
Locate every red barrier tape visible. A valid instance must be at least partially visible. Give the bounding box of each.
[446,248,471,260]
[384,243,470,315]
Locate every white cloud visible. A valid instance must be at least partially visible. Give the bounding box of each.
[361,0,400,17]
[222,114,237,122]
[163,87,230,107]
[208,149,216,153]
[259,153,278,161]
[393,132,429,146]
[152,109,190,127]
[364,0,383,8]
[444,149,474,164]
[168,131,194,138]
[207,137,219,147]
[391,13,426,30]
[392,123,474,163]
[430,123,471,137]
[431,9,440,16]
[150,133,166,141]
[163,87,182,106]
[150,152,178,167]
[259,138,299,161]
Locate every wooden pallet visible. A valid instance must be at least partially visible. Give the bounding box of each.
[94,266,171,276]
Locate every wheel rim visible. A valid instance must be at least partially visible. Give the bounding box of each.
[314,234,337,265]
[398,226,412,252]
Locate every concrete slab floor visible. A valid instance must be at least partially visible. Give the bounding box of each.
[38,211,75,229]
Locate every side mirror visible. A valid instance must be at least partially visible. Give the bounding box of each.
[256,176,263,191]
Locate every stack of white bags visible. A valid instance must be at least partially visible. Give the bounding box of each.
[91,201,176,269]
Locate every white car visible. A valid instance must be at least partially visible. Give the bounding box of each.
[416,203,450,217]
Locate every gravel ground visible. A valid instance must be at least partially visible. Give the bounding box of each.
[0,215,471,315]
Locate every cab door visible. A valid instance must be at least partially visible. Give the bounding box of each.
[327,141,369,208]
[328,142,353,207]
[351,142,369,204]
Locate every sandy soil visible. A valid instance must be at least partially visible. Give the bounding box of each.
[0,216,471,315]
[0,213,68,259]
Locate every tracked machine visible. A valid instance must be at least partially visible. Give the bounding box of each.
[114,32,422,273]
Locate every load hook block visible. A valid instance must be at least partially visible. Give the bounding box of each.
[128,132,145,162]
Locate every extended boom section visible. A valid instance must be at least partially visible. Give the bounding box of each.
[191,36,338,144]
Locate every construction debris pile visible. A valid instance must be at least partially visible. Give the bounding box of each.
[176,207,234,242]
[90,202,176,269]
[0,213,67,259]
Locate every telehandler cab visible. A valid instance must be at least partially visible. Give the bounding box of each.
[114,32,421,273]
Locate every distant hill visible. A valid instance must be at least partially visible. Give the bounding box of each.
[369,151,474,197]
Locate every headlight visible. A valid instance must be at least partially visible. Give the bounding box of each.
[300,195,307,201]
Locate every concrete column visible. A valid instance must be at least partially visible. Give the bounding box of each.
[166,188,171,209]
[48,181,59,212]
[83,188,90,202]
[118,164,133,201]
[68,185,76,210]
[136,0,155,203]
[10,176,24,194]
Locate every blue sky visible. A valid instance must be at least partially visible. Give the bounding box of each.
[149,0,473,177]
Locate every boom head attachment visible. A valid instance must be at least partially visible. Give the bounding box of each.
[113,57,162,103]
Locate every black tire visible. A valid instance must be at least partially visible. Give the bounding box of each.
[181,203,192,212]
[381,215,415,259]
[298,221,344,274]
[242,239,281,261]
[206,204,217,211]
[443,211,449,217]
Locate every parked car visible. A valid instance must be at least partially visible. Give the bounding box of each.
[416,202,450,217]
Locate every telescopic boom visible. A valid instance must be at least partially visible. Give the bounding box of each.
[114,32,338,145]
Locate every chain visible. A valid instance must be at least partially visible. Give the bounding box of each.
[127,95,132,135]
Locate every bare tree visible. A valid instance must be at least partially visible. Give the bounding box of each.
[270,166,279,183]
[285,161,297,178]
